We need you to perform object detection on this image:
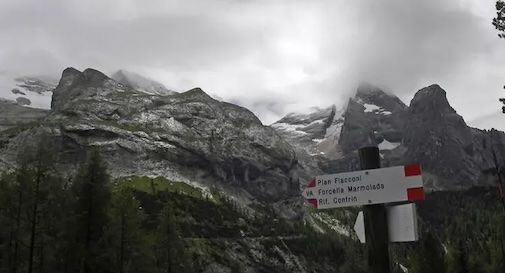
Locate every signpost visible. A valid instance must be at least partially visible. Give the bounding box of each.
[302,163,424,209]
[360,146,389,273]
[354,203,419,243]
[302,146,425,273]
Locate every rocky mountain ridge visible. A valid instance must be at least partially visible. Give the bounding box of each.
[273,83,505,190]
[0,67,301,212]
[2,66,504,201]
[0,67,503,273]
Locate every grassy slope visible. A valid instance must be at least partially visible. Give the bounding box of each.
[112,175,366,273]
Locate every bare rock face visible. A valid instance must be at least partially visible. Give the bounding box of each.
[15,97,31,106]
[402,84,503,189]
[51,68,114,111]
[338,83,407,154]
[272,105,344,157]
[2,67,300,202]
[273,83,505,190]
[11,88,26,96]
[271,106,344,188]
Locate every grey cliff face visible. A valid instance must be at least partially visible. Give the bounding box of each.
[402,84,502,189]
[272,105,344,157]
[274,83,505,190]
[51,67,115,111]
[338,83,407,154]
[271,105,347,187]
[2,67,300,202]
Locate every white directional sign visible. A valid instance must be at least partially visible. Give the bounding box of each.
[303,164,424,209]
[353,203,419,243]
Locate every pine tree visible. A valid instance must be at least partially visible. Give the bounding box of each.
[493,1,505,38]
[0,172,17,272]
[110,187,145,273]
[447,240,469,273]
[26,142,55,273]
[409,232,446,273]
[490,212,505,272]
[11,165,30,273]
[73,148,112,273]
[157,203,192,273]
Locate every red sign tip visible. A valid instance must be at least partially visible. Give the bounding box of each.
[307,198,318,208]
[407,187,425,201]
[404,164,422,177]
[307,178,316,188]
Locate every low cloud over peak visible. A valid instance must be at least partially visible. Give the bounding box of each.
[1,0,504,128]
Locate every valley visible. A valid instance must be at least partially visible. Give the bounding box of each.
[0,67,504,273]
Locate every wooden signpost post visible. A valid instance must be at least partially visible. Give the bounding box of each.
[361,147,389,273]
[302,146,425,273]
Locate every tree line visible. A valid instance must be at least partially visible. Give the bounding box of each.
[1,137,504,273]
[0,140,192,273]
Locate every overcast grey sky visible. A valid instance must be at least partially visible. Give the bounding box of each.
[1,0,504,128]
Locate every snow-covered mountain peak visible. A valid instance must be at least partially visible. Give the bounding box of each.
[0,73,57,109]
[353,83,407,114]
[272,105,345,158]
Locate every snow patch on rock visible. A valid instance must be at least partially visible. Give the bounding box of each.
[363,103,381,112]
[0,75,54,109]
[271,123,308,135]
[356,98,394,116]
[378,139,401,151]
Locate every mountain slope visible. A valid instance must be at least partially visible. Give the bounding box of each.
[338,83,407,154]
[402,84,504,189]
[0,99,48,131]
[272,105,345,158]
[274,83,505,190]
[1,67,300,205]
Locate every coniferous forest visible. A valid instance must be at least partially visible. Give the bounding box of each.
[0,139,357,273]
[0,137,503,273]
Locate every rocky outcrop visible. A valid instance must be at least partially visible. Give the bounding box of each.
[15,97,31,106]
[338,83,407,154]
[51,68,115,111]
[272,105,344,157]
[274,83,505,190]
[1,67,300,202]
[402,84,504,189]
[271,105,346,190]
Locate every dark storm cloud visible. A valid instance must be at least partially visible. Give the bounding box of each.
[0,0,503,128]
